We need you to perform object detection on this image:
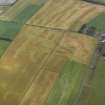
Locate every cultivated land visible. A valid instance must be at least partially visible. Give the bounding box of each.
[27,0,105,31]
[0,0,36,21]
[0,0,104,105]
[89,57,105,105]
[0,25,96,105]
[75,57,105,105]
[0,0,46,57]
[88,13,105,29]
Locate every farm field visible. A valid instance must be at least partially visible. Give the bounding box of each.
[0,25,96,105]
[75,57,105,105]
[0,0,104,105]
[27,0,105,31]
[0,40,10,56]
[0,0,47,57]
[0,0,41,22]
[88,13,105,29]
[86,3,105,105]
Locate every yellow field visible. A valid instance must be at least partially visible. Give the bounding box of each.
[0,25,64,105]
[0,25,96,105]
[27,0,105,31]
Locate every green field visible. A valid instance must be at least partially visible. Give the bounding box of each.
[0,3,44,57]
[76,57,105,105]
[89,57,105,105]
[0,40,10,56]
[76,13,105,105]
[90,12,105,104]
[0,1,104,105]
[43,60,88,105]
[88,13,105,29]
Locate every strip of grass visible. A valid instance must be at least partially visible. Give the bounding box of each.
[43,60,88,105]
[0,40,10,57]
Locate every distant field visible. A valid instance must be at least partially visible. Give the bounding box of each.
[88,13,105,29]
[0,0,45,57]
[27,0,105,32]
[0,0,31,21]
[0,0,44,22]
